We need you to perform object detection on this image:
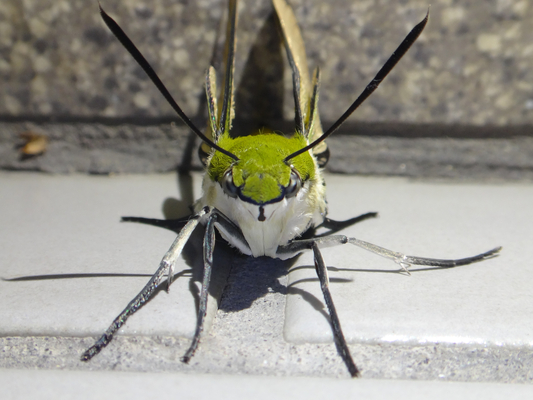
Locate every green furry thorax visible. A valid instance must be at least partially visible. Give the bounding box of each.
[208,132,316,203]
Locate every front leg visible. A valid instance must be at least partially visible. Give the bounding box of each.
[181,211,217,363]
[314,212,378,237]
[81,207,210,362]
[312,242,360,377]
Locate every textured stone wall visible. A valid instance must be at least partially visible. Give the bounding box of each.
[2,0,532,125]
[1,0,532,176]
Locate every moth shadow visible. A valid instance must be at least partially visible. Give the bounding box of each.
[233,9,287,136]
[126,214,297,314]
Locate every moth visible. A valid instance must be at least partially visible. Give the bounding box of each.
[83,0,500,377]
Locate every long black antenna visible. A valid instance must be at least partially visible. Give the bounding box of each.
[99,5,239,161]
[285,10,429,163]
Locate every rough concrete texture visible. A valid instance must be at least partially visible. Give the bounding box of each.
[2,272,532,381]
[2,121,533,179]
[1,268,532,382]
[1,336,532,382]
[2,284,532,382]
[1,0,532,125]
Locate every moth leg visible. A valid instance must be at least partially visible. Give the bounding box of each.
[320,213,378,229]
[277,235,358,258]
[312,242,360,378]
[281,235,501,272]
[81,207,210,361]
[178,207,251,362]
[181,212,217,363]
[315,212,378,236]
[211,207,252,255]
[121,216,190,233]
[346,237,501,274]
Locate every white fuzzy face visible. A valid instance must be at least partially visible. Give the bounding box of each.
[195,171,327,259]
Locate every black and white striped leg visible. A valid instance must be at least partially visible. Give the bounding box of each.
[121,216,190,233]
[279,235,501,272]
[278,234,500,377]
[181,212,217,363]
[347,237,501,273]
[315,212,378,237]
[312,242,360,378]
[81,207,209,362]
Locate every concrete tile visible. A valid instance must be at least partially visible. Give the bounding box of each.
[0,172,228,339]
[285,175,533,347]
[2,368,533,400]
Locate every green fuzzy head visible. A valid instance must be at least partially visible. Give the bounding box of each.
[208,131,316,204]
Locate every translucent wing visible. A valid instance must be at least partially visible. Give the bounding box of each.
[219,0,238,136]
[272,0,327,157]
[201,0,238,161]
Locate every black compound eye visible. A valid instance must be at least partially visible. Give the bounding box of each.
[285,170,302,198]
[221,169,239,198]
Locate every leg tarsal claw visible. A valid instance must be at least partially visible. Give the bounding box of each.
[396,259,412,275]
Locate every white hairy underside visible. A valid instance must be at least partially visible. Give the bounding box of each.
[195,175,326,259]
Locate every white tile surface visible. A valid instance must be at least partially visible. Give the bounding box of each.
[0,172,217,338]
[1,171,532,354]
[285,175,533,347]
[2,368,533,400]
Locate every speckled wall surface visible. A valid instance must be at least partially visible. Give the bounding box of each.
[1,0,533,175]
[3,0,533,124]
